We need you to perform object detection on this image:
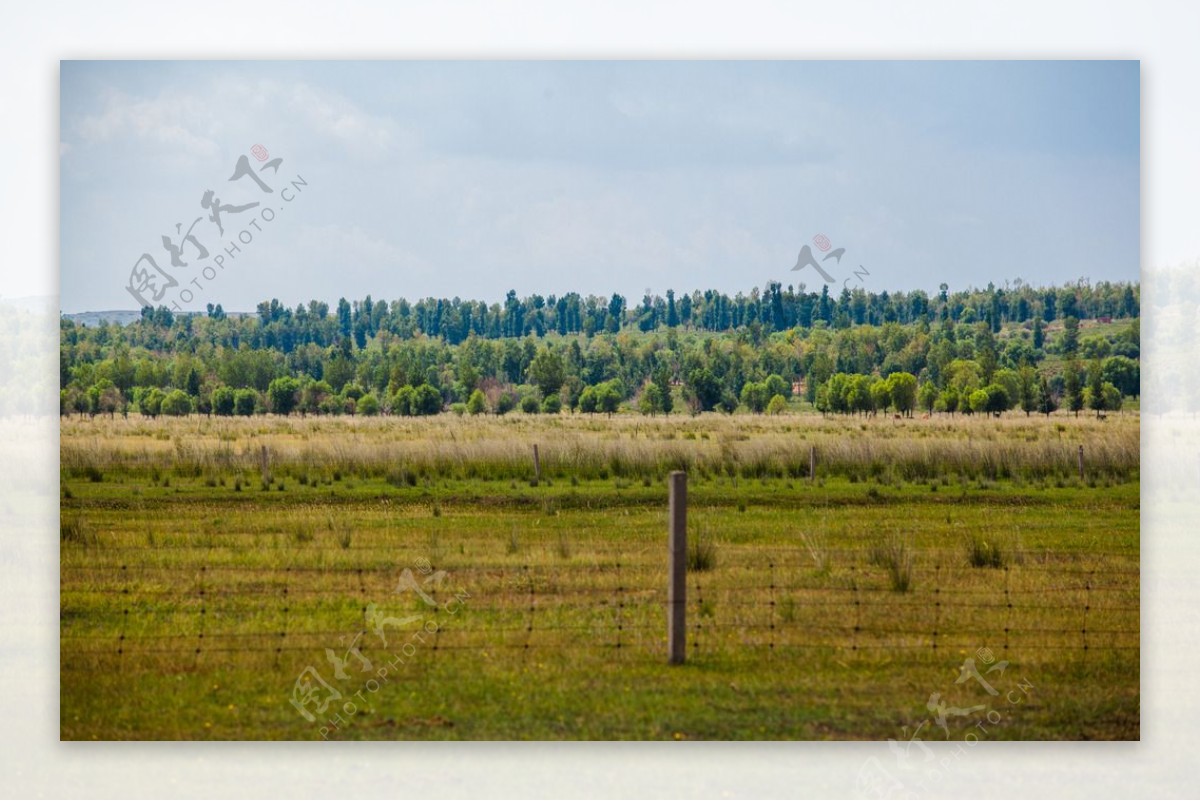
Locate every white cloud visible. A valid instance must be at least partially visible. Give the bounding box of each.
[284,82,394,156]
[75,87,222,158]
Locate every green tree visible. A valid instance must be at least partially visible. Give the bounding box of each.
[639,382,665,416]
[233,388,258,416]
[494,389,518,416]
[764,374,791,400]
[991,369,1021,412]
[1087,359,1106,417]
[982,383,1010,415]
[300,380,333,416]
[413,384,443,415]
[968,389,989,415]
[467,388,488,415]
[937,388,959,415]
[161,389,193,416]
[357,392,380,416]
[1102,382,1123,414]
[528,347,565,398]
[521,394,540,414]
[918,381,937,415]
[267,376,300,416]
[1037,376,1058,416]
[886,372,918,416]
[814,384,830,416]
[392,385,416,416]
[765,394,788,415]
[141,387,166,417]
[686,368,723,413]
[847,375,876,416]
[212,385,236,416]
[579,386,599,415]
[740,381,771,413]
[1017,366,1038,416]
[1102,356,1139,398]
[652,366,674,416]
[597,381,622,416]
[1061,316,1080,357]
[1065,361,1085,417]
[541,394,562,414]
[870,379,891,416]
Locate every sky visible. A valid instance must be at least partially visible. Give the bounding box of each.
[59,60,1140,314]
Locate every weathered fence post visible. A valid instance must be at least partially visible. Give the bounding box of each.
[809,445,816,483]
[260,445,270,485]
[532,444,541,483]
[668,471,687,665]
[1078,444,1084,481]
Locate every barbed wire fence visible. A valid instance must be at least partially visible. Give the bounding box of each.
[60,472,1138,736]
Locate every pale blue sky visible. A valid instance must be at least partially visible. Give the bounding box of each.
[60,60,1139,313]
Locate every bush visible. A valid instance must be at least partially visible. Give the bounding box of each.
[521,394,540,414]
[212,386,235,416]
[740,381,770,413]
[357,392,380,416]
[766,394,788,415]
[233,388,258,416]
[413,384,443,415]
[541,394,562,414]
[160,389,193,416]
[392,385,416,416]
[139,387,166,417]
[467,389,488,415]
[267,376,300,415]
[494,390,518,416]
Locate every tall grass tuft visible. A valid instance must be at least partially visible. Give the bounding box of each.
[869,533,914,593]
[964,531,1023,569]
[60,515,93,545]
[800,530,831,575]
[688,530,717,572]
[965,534,1004,568]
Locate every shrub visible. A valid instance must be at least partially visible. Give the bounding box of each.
[357,392,380,416]
[467,389,488,415]
[160,389,193,416]
[212,386,236,416]
[233,389,258,416]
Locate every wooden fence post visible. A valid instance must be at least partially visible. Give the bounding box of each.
[260,445,270,485]
[668,471,687,665]
[1078,445,1084,481]
[809,445,816,483]
[532,444,541,484]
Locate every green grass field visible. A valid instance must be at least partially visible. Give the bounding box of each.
[60,412,1139,740]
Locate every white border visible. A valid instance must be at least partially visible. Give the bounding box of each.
[4,1,1193,797]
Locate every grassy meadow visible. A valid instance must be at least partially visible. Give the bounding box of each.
[60,410,1139,740]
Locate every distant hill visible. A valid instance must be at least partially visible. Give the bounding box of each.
[62,309,145,327]
[61,309,254,326]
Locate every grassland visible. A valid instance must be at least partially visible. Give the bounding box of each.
[60,411,1139,740]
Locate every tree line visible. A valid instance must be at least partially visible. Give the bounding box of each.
[60,281,1139,420]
